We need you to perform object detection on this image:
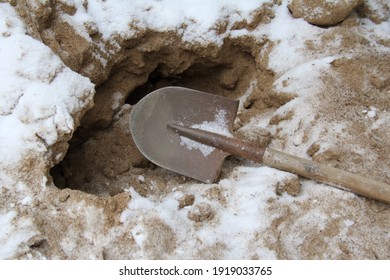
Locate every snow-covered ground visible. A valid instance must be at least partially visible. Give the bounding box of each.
[0,0,389,259]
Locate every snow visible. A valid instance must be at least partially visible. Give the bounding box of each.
[1,0,389,260]
[137,175,145,183]
[120,166,304,259]
[1,2,94,258]
[367,109,377,118]
[364,0,390,21]
[260,2,326,74]
[179,109,232,156]
[0,211,36,259]
[273,56,336,94]
[0,3,94,166]
[86,0,271,44]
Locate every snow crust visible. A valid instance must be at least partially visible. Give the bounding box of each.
[0,211,36,259]
[0,3,94,258]
[0,3,95,166]
[86,0,271,44]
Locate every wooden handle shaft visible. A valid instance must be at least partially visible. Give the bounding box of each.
[168,123,390,203]
[263,148,390,204]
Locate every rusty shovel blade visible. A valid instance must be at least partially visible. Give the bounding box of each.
[129,86,239,183]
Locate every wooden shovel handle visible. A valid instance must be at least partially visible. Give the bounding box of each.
[263,148,390,204]
[169,123,390,203]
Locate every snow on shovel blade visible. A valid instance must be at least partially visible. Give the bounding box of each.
[129,86,239,183]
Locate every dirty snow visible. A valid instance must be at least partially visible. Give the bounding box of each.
[0,2,94,258]
[120,167,311,259]
[1,0,389,260]
[260,1,326,74]
[0,3,95,166]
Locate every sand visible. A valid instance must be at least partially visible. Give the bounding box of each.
[1,0,389,259]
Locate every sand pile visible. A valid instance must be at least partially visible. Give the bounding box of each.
[0,0,389,259]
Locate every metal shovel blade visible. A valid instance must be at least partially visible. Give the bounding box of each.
[130,86,239,183]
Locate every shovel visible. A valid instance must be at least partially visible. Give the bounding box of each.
[130,86,390,204]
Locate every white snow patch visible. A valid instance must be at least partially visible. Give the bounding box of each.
[344,219,355,227]
[131,224,146,250]
[366,107,378,118]
[85,0,272,44]
[20,196,32,206]
[0,3,95,167]
[180,109,233,156]
[137,175,145,183]
[121,188,156,221]
[261,2,325,74]
[273,56,336,95]
[358,18,390,52]
[0,211,36,259]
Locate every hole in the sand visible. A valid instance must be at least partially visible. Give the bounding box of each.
[49,40,277,197]
[125,66,183,105]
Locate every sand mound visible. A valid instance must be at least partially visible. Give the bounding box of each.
[1,0,389,259]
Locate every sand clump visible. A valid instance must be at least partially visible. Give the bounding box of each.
[275,175,301,196]
[188,202,215,223]
[288,0,363,26]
